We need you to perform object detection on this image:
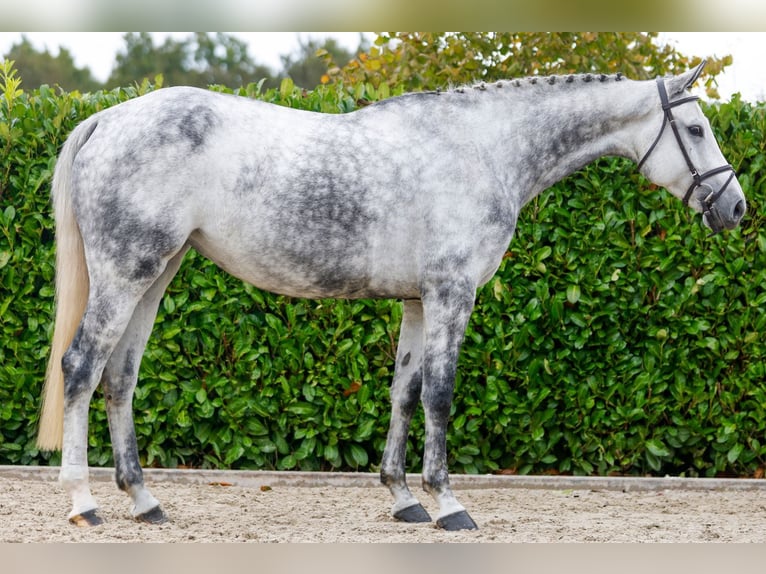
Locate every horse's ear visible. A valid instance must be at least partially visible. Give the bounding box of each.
[667,60,707,95]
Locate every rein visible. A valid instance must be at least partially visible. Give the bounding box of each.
[637,77,736,233]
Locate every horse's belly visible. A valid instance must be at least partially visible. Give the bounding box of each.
[214,259,420,301]
[188,229,420,300]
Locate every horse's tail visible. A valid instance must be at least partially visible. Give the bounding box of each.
[37,117,97,451]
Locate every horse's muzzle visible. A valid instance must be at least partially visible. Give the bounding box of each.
[699,182,747,235]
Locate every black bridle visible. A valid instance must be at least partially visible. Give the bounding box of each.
[637,77,736,233]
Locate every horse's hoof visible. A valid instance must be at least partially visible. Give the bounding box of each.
[394,503,432,523]
[135,505,168,524]
[69,509,104,527]
[436,510,478,531]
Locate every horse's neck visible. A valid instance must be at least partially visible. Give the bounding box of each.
[481,79,656,205]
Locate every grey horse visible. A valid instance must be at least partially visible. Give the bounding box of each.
[38,62,746,530]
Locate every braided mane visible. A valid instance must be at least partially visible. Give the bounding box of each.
[449,72,626,94]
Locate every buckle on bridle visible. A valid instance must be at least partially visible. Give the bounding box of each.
[683,164,735,207]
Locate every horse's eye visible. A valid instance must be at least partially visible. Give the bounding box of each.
[688,125,704,138]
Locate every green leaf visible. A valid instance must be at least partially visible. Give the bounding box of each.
[347,444,368,467]
[566,284,581,305]
[279,77,295,99]
[727,444,743,464]
[224,443,245,465]
[163,295,175,314]
[645,439,670,458]
[285,402,317,416]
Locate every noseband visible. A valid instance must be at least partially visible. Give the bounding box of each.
[637,77,736,233]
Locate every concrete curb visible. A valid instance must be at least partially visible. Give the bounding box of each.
[1,465,764,492]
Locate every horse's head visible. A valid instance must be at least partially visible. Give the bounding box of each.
[636,61,746,234]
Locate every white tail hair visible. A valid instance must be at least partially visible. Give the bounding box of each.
[37,118,97,451]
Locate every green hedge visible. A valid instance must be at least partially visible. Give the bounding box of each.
[1,62,765,477]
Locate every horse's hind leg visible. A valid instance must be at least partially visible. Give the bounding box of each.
[100,247,189,523]
[60,247,186,526]
[419,277,478,530]
[380,300,432,523]
[60,283,154,526]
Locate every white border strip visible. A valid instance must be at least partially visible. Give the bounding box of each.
[1,465,764,491]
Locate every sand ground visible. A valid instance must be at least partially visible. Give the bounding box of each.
[2,471,765,542]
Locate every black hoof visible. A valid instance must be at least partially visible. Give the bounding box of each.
[436,510,478,531]
[135,505,168,524]
[69,508,104,527]
[394,503,433,523]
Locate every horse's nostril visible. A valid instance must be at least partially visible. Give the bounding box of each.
[733,199,746,220]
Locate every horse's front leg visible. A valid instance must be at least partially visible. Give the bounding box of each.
[419,278,478,530]
[380,300,432,523]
